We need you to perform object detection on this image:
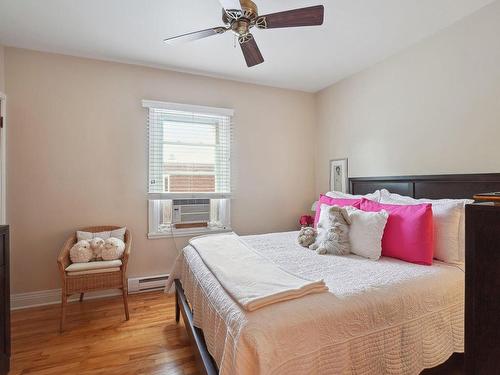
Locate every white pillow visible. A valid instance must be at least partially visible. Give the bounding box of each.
[77,227,126,242]
[311,201,318,212]
[380,189,473,264]
[345,206,389,260]
[326,190,381,202]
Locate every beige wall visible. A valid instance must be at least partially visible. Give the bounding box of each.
[8,0,500,294]
[315,1,500,194]
[0,44,5,92]
[5,48,316,293]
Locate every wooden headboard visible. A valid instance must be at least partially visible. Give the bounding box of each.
[349,173,500,200]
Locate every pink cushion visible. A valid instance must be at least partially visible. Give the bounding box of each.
[314,195,361,228]
[360,198,434,265]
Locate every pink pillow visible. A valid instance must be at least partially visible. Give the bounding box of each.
[314,195,361,228]
[360,198,434,265]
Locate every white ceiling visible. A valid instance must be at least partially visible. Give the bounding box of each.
[0,0,494,92]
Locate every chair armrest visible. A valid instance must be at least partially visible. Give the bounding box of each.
[122,230,132,273]
[57,234,76,273]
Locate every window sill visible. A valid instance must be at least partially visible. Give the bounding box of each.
[148,227,232,239]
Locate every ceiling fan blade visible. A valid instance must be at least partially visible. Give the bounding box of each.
[239,34,264,67]
[164,27,227,45]
[219,0,242,11]
[256,5,324,29]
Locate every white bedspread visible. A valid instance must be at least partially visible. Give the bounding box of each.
[189,233,327,311]
[167,231,464,375]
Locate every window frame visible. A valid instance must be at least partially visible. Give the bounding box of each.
[143,100,233,238]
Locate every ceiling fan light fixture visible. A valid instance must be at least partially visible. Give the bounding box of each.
[230,19,251,37]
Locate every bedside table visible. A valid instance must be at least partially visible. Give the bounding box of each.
[465,203,500,375]
[473,193,500,205]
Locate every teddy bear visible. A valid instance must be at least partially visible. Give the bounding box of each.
[309,205,351,255]
[69,240,93,263]
[89,237,105,261]
[297,227,317,248]
[101,237,126,261]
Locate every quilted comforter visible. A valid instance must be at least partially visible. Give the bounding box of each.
[166,231,464,375]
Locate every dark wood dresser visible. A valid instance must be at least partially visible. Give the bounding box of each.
[0,226,9,375]
[465,204,500,375]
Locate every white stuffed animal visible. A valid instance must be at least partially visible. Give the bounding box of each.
[89,237,105,261]
[101,237,126,261]
[69,240,93,263]
[309,205,351,255]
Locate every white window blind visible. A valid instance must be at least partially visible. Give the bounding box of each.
[143,100,233,200]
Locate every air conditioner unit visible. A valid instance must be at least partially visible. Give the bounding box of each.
[128,274,169,293]
[172,199,211,225]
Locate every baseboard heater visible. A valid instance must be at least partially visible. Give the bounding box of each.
[128,274,169,293]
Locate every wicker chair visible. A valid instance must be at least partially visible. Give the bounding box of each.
[57,226,132,332]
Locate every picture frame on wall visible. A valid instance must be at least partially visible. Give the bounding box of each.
[329,158,348,193]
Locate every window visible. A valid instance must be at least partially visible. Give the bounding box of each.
[143,100,232,237]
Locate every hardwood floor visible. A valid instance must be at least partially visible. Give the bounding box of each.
[10,290,464,375]
[10,291,198,375]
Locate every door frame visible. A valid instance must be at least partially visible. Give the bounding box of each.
[0,93,6,224]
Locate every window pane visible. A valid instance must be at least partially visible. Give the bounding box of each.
[163,144,215,164]
[163,121,216,145]
[147,106,231,195]
[160,200,172,228]
[150,199,230,234]
[166,175,215,192]
[163,144,215,192]
[162,121,217,193]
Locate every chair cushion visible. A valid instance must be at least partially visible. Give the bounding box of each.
[66,267,121,276]
[65,260,122,273]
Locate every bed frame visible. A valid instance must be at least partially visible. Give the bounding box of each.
[174,280,218,375]
[175,172,500,375]
[349,173,500,200]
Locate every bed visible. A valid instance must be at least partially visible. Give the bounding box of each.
[169,173,500,375]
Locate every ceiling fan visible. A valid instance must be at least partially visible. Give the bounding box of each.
[164,0,324,67]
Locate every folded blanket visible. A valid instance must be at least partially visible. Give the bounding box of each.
[188,233,328,311]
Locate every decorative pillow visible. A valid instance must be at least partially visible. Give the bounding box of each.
[326,190,382,202]
[380,189,473,264]
[69,240,93,263]
[344,206,389,260]
[102,238,126,261]
[360,198,434,265]
[313,195,361,228]
[89,237,105,261]
[77,227,126,242]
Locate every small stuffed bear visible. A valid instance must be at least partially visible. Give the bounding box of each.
[309,205,351,255]
[101,237,126,261]
[89,237,105,261]
[69,240,93,263]
[297,227,317,248]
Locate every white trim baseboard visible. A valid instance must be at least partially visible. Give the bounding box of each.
[11,288,122,310]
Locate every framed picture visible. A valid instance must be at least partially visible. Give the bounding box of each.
[329,158,348,193]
